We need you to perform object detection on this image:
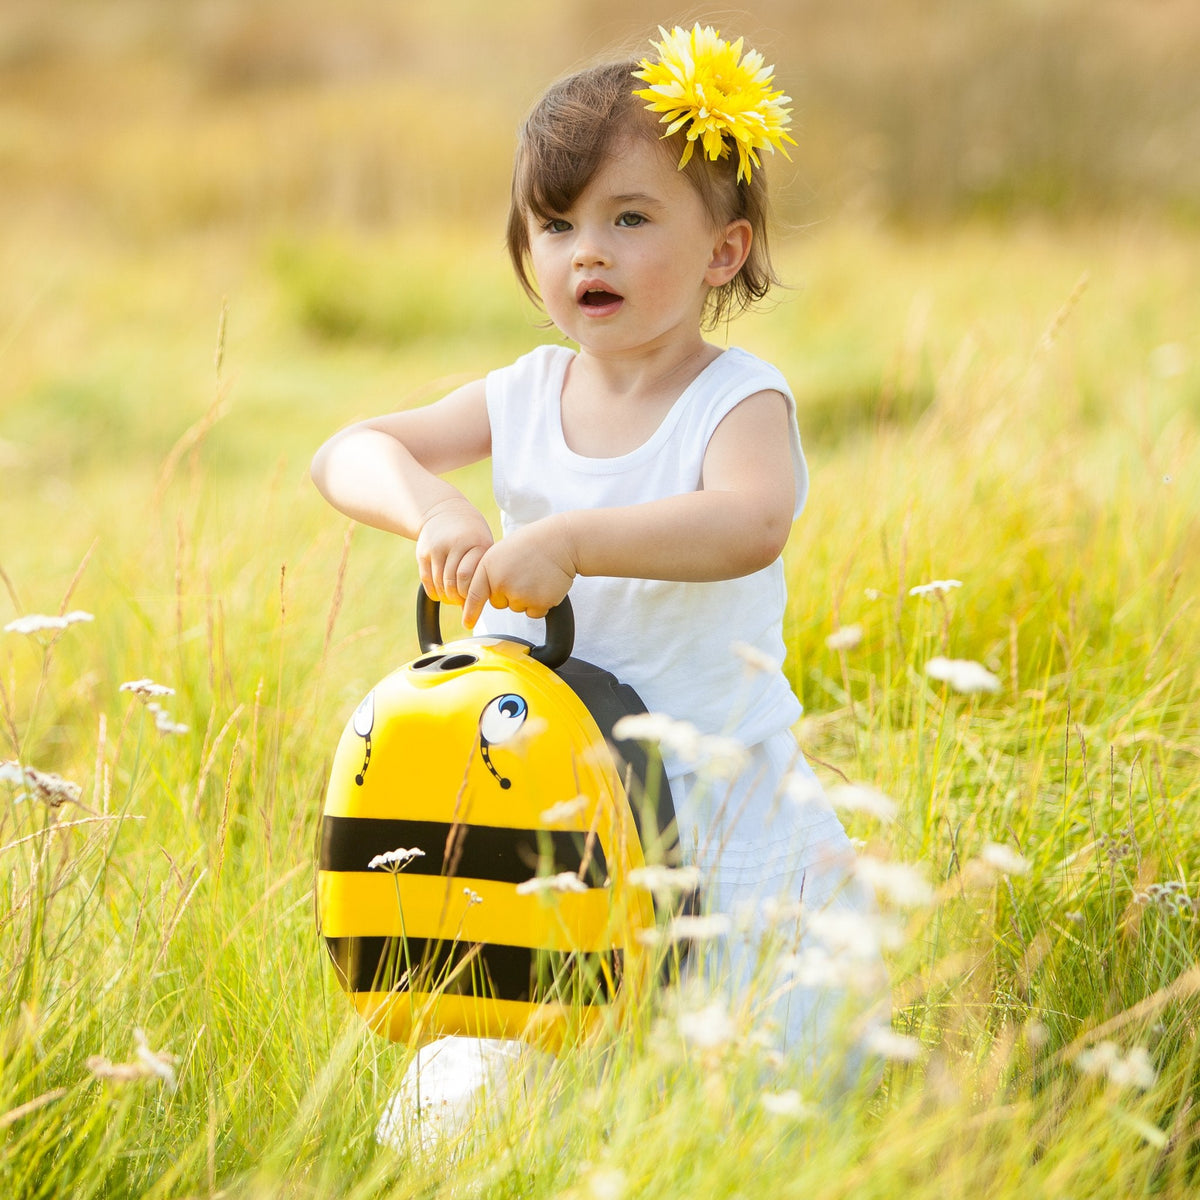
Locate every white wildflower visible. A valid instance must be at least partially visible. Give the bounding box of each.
[980,842,1031,876]
[863,1022,922,1062]
[612,712,747,776]
[1113,1048,1158,1090]
[463,887,483,906]
[925,656,1001,694]
[0,760,82,807]
[638,912,732,946]
[627,864,702,897]
[120,678,175,700]
[806,907,904,958]
[4,610,94,635]
[909,580,962,597]
[150,706,189,736]
[539,796,588,824]
[515,871,588,895]
[826,783,899,822]
[825,624,864,652]
[760,896,805,926]
[760,1090,814,1119]
[1074,1041,1119,1077]
[1075,1041,1156,1090]
[864,588,884,600]
[856,856,934,907]
[781,771,826,809]
[732,641,777,674]
[367,847,426,872]
[612,711,687,744]
[776,939,888,992]
[136,700,189,735]
[662,912,730,941]
[776,946,850,989]
[676,1000,736,1050]
[612,712,702,762]
[694,734,749,778]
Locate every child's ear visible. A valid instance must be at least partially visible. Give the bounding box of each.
[705,219,753,287]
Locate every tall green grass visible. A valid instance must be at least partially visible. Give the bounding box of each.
[1,219,1198,1197]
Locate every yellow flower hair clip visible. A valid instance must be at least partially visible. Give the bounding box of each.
[632,24,796,184]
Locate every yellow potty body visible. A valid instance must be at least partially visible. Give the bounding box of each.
[317,589,681,1051]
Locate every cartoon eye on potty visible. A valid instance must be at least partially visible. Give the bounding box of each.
[479,694,526,789]
[351,691,374,785]
[316,585,691,1050]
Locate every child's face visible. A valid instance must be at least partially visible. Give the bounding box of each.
[525,134,735,357]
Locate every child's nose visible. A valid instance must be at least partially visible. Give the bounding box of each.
[571,231,612,269]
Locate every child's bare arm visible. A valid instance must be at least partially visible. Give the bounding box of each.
[462,390,795,626]
[310,381,495,604]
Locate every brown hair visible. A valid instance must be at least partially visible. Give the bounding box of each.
[505,60,779,329]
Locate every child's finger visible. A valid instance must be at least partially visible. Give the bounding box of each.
[441,555,464,604]
[452,545,486,605]
[417,550,440,601]
[462,563,495,629]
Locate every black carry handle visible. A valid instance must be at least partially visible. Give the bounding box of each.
[416,584,575,670]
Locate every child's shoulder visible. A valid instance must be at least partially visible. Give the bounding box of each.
[497,342,576,377]
[486,344,576,428]
[705,345,793,402]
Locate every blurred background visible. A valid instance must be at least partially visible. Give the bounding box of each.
[4,0,1198,237]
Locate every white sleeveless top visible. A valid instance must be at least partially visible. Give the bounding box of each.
[479,344,808,776]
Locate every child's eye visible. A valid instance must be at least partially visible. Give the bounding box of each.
[615,212,647,228]
[543,217,572,234]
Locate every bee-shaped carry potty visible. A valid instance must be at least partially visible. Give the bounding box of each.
[317,587,682,1050]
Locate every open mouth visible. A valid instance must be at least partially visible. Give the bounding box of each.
[579,287,623,309]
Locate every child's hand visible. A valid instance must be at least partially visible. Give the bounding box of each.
[416,498,495,609]
[462,515,578,629]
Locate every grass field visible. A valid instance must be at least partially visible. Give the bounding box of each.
[3,4,1200,1197]
[2,212,1197,1198]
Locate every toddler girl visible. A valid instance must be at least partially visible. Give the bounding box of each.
[312,25,887,1148]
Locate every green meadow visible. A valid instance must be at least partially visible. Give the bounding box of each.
[2,2,1199,1196]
